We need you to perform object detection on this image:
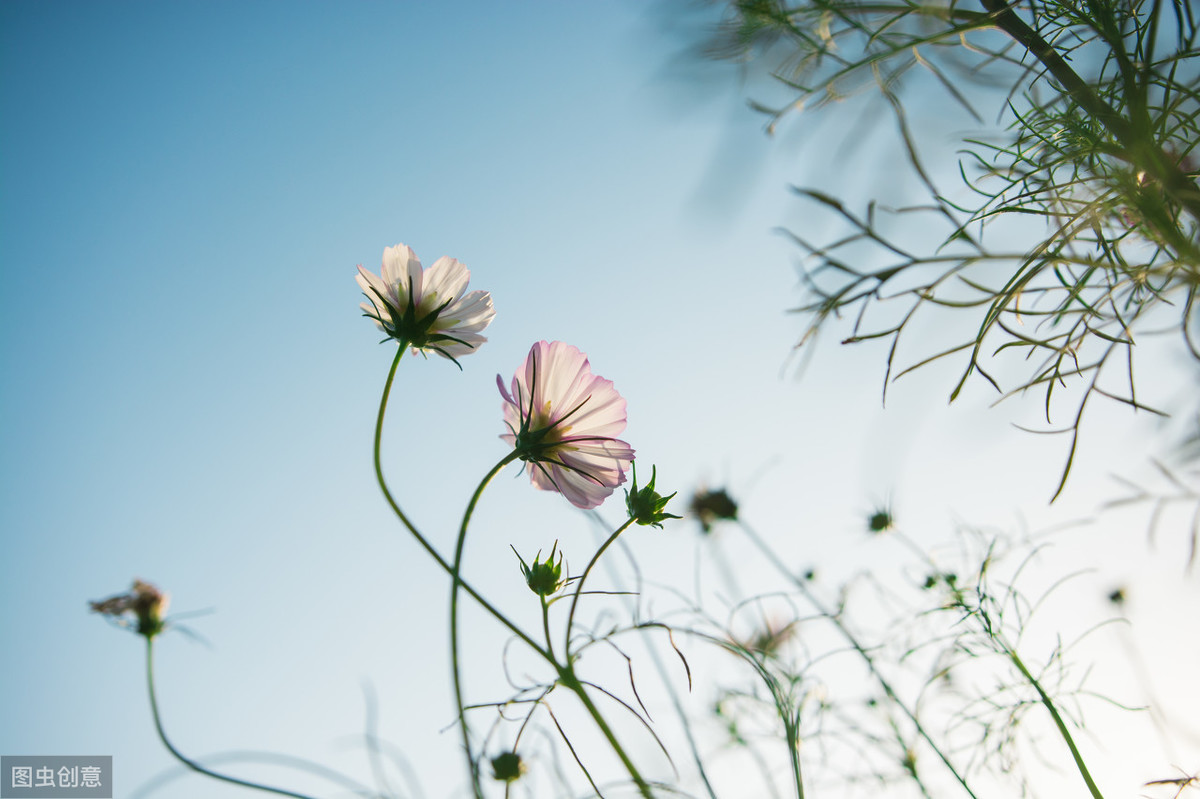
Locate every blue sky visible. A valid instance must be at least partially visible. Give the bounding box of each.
[2,2,1197,798]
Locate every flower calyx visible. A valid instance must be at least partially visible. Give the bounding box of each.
[625,464,680,529]
[513,542,567,597]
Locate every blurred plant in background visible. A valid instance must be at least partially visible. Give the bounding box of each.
[701,0,1199,498]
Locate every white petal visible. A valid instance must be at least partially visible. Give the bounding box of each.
[422,256,470,311]
[381,244,422,303]
[357,266,394,307]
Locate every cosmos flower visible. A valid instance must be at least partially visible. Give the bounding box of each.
[357,243,495,362]
[499,341,634,509]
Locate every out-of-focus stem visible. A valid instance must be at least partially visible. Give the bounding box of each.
[145,640,317,799]
[736,520,979,799]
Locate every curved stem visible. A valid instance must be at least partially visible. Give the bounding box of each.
[556,517,655,797]
[145,640,317,799]
[449,452,520,799]
[564,519,635,655]
[373,349,648,794]
[371,346,550,657]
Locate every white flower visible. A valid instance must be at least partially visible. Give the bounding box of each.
[357,243,495,362]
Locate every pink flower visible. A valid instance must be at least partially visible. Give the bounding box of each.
[357,244,495,363]
[499,341,634,509]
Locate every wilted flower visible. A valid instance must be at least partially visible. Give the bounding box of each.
[90,579,170,639]
[625,464,680,528]
[357,243,495,362]
[739,617,796,659]
[499,341,634,509]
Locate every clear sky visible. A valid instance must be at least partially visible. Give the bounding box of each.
[2,2,1197,798]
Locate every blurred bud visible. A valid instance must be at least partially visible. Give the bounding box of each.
[90,579,170,639]
[625,464,680,529]
[690,487,738,534]
[490,751,525,782]
[867,507,893,534]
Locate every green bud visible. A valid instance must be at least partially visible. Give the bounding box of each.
[514,542,567,597]
[867,507,893,533]
[490,751,526,782]
[625,464,680,529]
[689,487,738,534]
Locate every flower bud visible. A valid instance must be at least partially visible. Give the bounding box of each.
[490,751,526,782]
[689,487,738,534]
[625,464,680,529]
[514,543,567,597]
[867,507,893,533]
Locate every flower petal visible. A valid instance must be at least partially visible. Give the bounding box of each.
[501,341,632,507]
[422,256,471,312]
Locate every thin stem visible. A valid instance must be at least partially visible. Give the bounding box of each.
[555,517,655,797]
[541,597,556,662]
[597,531,719,799]
[1007,646,1106,799]
[564,519,635,656]
[145,640,317,799]
[786,717,805,799]
[736,520,979,799]
[371,345,550,657]
[981,0,1200,225]
[449,452,521,799]
[556,664,656,799]
[373,348,650,794]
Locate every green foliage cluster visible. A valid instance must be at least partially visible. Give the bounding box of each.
[706,0,1200,494]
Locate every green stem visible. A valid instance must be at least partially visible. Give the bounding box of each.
[449,452,521,799]
[981,0,1200,227]
[541,597,556,662]
[371,346,549,656]
[1007,647,1106,799]
[786,717,805,799]
[564,519,635,654]
[556,518,655,797]
[557,665,656,799]
[736,520,979,799]
[145,640,317,799]
[373,348,648,794]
